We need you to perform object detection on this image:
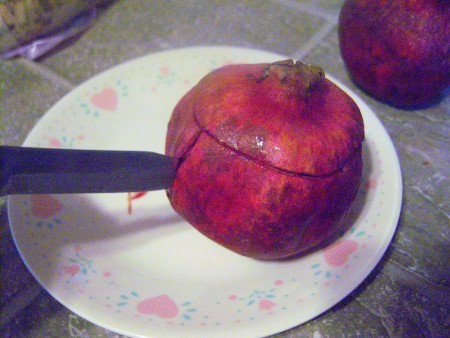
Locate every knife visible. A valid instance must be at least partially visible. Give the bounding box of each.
[0,146,180,196]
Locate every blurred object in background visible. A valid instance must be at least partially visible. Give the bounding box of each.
[0,0,113,59]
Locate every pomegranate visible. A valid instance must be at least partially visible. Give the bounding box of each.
[165,60,364,260]
[339,0,450,108]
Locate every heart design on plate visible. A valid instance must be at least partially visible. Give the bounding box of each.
[63,265,80,276]
[136,295,179,318]
[91,87,118,111]
[258,299,276,311]
[323,239,358,266]
[31,195,63,218]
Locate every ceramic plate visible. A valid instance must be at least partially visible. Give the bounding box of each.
[8,46,402,338]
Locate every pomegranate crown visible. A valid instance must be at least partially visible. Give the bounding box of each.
[256,59,325,93]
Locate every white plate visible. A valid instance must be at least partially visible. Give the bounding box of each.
[8,46,402,338]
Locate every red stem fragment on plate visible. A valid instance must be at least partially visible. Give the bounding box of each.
[127,192,148,214]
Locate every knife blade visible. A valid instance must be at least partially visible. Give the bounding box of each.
[0,146,180,196]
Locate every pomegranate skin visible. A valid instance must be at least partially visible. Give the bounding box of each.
[166,61,364,260]
[338,0,450,108]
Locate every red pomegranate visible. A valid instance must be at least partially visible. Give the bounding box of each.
[165,60,364,260]
[339,0,450,108]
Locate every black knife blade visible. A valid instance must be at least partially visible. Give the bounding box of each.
[0,146,180,196]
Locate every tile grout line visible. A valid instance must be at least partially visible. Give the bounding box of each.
[290,20,336,61]
[0,283,43,329]
[365,257,450,308]
[270,0,340,23]
[17,58,75,91]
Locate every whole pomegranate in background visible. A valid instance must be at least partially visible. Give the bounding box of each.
[338,0,450,108]
[165,60,364,260]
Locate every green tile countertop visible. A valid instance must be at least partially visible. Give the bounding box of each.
[1,1,448,337]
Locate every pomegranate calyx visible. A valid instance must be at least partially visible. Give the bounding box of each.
[256,59,325,93]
